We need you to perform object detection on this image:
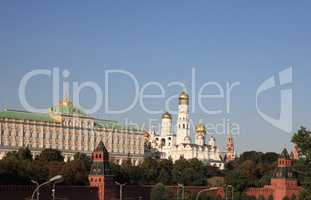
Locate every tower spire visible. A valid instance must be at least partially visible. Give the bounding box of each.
[226,127,235,162]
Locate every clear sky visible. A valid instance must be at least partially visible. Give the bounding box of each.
[0,1,311,153]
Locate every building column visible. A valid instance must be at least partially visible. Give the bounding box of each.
[3,123,9,146]
[0,122,2,145]
[39,126,44,148]
[65,128,69,150]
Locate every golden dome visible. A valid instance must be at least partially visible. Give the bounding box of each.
[59,95,72,107]
[179,91,189,105]
[179,91,189,99]
[195,120,206,135]
[162,112,172,119]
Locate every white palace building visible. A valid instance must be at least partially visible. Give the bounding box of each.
[0,97,145,165]
[149,91,225,169]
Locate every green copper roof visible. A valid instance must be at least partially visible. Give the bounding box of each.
[0,97,143,131]
[95,119,123,129]
[0,109,54,122]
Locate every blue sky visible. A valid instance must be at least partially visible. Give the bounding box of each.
[0,1,311,153]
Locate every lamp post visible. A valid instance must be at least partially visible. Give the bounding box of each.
[115,182,126,200]
[31,180,40,200]
[51,175,64,200]
[225,185,234,200]
[31,175,63,200]
[177,183,185,200]
[195,188,213,200]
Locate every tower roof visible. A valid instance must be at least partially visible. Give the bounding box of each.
[280,148,291,160]
[90,141,111,176]
[179,91,189,105]
[94,141,109,154]
[162,112,172,119]
[179,91,189,99]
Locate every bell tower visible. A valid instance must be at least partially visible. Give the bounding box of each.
[89,141,114,200]
[226,131,235,162]
[176,91,190,144]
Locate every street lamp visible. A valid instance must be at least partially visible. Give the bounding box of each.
[31,175,63,200]
[51,175,64,200]
[225,185,234,200]
[195,188,213,200]
[115,182,126,200]
[177,183,185,200]
[31,180,40,200]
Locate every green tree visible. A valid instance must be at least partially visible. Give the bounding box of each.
[292,127,311,199]
[4,147,33,161]
[62,160,88,185]
[111,163,129,184]
[37,149,64,162]
[74,152,92,171]
[150,183,172,200]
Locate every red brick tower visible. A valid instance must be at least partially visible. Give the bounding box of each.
[290,145,299,160]
[271,148,301,200]
[89,141,114,200]
[226,131,235,162]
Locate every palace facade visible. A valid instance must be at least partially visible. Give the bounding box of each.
[147,91,226,169]
[0,97,145,165]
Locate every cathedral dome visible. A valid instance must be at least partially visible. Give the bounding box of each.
[195,120,206,135]
[179,91,189,105]
[162,112,172,120]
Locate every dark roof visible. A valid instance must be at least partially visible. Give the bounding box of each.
[280,148,291,159]
[94,141,109,154]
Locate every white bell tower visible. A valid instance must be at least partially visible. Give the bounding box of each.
[176,91,190,144]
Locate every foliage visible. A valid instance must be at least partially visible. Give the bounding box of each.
[224,150,278,198]
[37,148,64,162]
[150,183,173,200]
[111,157,222,186]
[0,148,90,185]
[292,127,311,200]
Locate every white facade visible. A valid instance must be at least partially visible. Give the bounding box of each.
[150,91,224,169]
